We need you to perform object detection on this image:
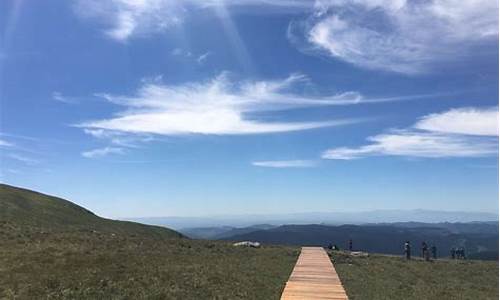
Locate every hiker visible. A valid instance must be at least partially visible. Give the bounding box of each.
[450,247,456,259]
[348,239,353,251]
[327,243,333,250]
[404,241,411,260]
[458,248,466,260]
[431,245,437,259]
[421,242,428,259]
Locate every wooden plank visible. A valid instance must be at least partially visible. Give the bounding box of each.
[281,247,349,300]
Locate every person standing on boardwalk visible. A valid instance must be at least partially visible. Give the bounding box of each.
[404,241,411,260]
[431,245,437,259]
[348,239,353,251]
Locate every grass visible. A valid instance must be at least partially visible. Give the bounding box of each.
[2,184,498,299]
[0,227,298,299]
[0,184,299,299]
[0,184,182,239]
[331,251,499,300]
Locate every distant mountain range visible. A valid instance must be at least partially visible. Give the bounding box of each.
[181,224,276,240]
[128,209,498,230]
[217,222,498,260]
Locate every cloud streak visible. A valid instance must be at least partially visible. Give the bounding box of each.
[0,139,13,147]
[291,0,498,74]
[252,160,316,168]
[197,52,211,64]
[322,107,499,160]
[82,147,125,158]
[8,153,40,165]
[52,91,78,104]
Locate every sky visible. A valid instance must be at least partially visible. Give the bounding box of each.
[0,0,498,218]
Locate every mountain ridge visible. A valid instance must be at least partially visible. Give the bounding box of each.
[129,209,498,229]
[221,223,499,260]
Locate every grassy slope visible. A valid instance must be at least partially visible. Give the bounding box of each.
[0,184,298,299]
[0,184,182,239]
[331,251,499,300]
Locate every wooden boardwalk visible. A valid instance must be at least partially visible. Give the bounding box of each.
[281,247,349,300]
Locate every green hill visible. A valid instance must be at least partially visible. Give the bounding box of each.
[0,184,183,239]
[0,184,297,299]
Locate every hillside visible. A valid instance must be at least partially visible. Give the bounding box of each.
[331,251,498,299]
[0,184,183,239]
[223,224,499,259]
[0,184,297,299]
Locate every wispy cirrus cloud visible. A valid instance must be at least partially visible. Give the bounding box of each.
[78,73,383,138]
[52,91,78,104]
[8,153,40,165]
[322,107,499,160]
[290,0,498,74]
[0,139,13,147]
[82,147,125,158]
[74,0,313,42]
[252,160,316,168]
[197,51,211,64]
[74,0,185,42]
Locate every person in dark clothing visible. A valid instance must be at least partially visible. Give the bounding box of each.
[421,242,428,259]
[348,239,353,251]
[458,248,466,259]
[425,248,431,261]
[431,245,437,259]
[451,247,456,259]
[404,241,411,260]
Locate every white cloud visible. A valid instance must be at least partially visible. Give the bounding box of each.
[295,0,498,73]
[415,107,499,136]
[75,0,185,41]
[197,52,211,64]
[8,153,39,165]
[52,91,77,104]
[171,48,192,57]
[82,147,125,158]
[79,73,377,137]
[83,129,153,148]
[252,160,316,168]
[0,139,13,147]
[322,107,499,159]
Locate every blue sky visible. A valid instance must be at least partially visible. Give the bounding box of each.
[0,0,498,218]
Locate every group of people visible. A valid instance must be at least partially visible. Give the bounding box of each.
[450,247,466,259]
[327,239,466,261]
[327,239,354,251]
[404,241,437,261]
